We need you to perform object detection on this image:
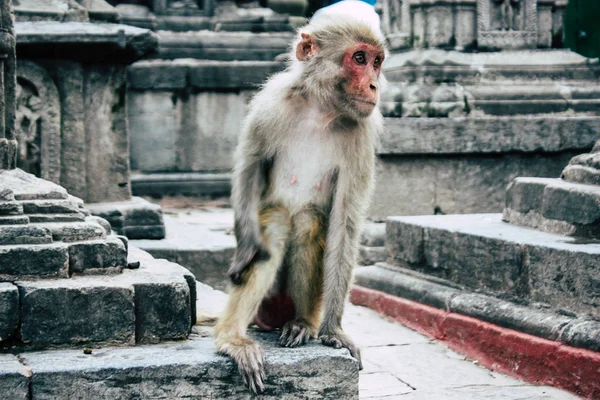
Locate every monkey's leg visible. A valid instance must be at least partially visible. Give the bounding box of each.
[279,207,325,348]
[215,206,290,394]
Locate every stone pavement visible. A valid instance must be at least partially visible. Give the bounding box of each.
[344,303,577,400]
[134,208,578,399]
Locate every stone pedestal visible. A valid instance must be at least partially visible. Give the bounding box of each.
[12,3,166,239]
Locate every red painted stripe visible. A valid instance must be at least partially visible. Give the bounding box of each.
[350,285,600,400]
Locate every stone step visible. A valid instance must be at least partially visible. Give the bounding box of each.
[21,199,83,215]
[0,169,68,201]
[0,330,358,399]
[0,201,23,216]
[386,213,600,317]
[354,264,600,353]
[0,215,29,225]
[504,177,600,238]
[0,233,128,280]
[28,213,86,223]
[0,225,53,245]
[87,196,166,240]
[0,248,195,349]
[33,221,106,242]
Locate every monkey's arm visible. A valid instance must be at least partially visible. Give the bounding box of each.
[319,170,372,369]
[228,128,272,285]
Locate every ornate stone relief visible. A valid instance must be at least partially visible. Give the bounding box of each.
[477,0,537,49]
[16,61,61,184]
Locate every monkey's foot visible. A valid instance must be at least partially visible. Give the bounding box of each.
[279,320,314,348]
[220,338,266,394]
[319,330,363,370]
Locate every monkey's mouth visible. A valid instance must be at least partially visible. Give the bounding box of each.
[352,98,376,106]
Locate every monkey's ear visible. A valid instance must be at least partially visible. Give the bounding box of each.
[296,33,318,61]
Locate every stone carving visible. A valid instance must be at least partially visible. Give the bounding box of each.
[492,0,521,31]
[15,61,62,184]
[477,0,537,49]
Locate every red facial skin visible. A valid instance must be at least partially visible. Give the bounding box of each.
[341,43,385,116]
[253,292,296,331]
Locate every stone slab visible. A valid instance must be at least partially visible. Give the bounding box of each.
[17,278,136,347]
[87,197,165,240]
[0,354,30,400]
[67,236,127,275]
[0,168,68,200]
[0,215,29,225]
[15,21,159,61]
[358,245,386,266]
[0,283,19,342]
[387,214,600,316]
[20,332,357,400]
[0,225,53,245]
[0,243,69,280]
[34,221,106,242]
[20,199,82,215]
[130,172,232,198]
[379,117,600,155]
[156,31,292,61]
[128,59,285,90]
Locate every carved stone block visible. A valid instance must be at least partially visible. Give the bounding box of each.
[477,0,538,49]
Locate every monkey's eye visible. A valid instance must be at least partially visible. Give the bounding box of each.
[353,51,367,65]
[374,56,382,68]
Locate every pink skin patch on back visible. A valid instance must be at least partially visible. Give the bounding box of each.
[290,176,298,185]
[253,292,296,330]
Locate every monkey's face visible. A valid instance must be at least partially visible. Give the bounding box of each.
[338,43,385,119]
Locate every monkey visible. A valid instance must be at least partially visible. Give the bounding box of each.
[214,9,386,394]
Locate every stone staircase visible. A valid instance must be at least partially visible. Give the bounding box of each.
[0,169,195,350]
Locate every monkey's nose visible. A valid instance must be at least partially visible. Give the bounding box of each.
[369,83,377,92]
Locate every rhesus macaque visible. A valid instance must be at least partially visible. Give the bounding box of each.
[214,8,386,394]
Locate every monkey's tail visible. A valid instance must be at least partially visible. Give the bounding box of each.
[196,311,220,326]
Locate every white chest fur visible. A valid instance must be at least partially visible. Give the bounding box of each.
[267,115,340,212]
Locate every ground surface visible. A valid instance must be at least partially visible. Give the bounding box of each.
[344,303,577,400]
[134,207,578,399]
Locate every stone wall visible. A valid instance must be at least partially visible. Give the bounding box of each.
[0,0,16,170]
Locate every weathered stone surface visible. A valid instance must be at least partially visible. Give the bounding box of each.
[358,246,387,266]
[386,219,424,265]
[0,201,23,215]
[384,49,600,84]
[128,59,285,90]
[379,117,600,155]
[131,172,232,198]
[17,278,136,346]
[87,197,165,240]
[0,225,52,245]
[504,177,552,214]
[0,215,29,225]
[0,168,68,200]
[355,263,600,353]
[360,222,386,246]
[525,245,600,316]
[36,221,106,242]
[0,243,69,280]
[559,320,600,352]
[386,214,600,316]
[541,180,600,225]
[68,237,127,275]
[156,31,292,61]
[128,89,252,173]
[13,0,88,22]
[27,213,86,223]
[16,21,159,61]
[22,332,358,400]
[0,283,19,342]
[371,151,577,219]
[21,199,81,215]
[355,264,459,310]
[0,355,29,400]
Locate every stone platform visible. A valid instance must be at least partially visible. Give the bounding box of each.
[386,213,600,317]
[0,272,358,400]
[87,196,166,240]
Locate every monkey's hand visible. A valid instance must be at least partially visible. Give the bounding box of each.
[227,243,270,285]
[319,329,363,370]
